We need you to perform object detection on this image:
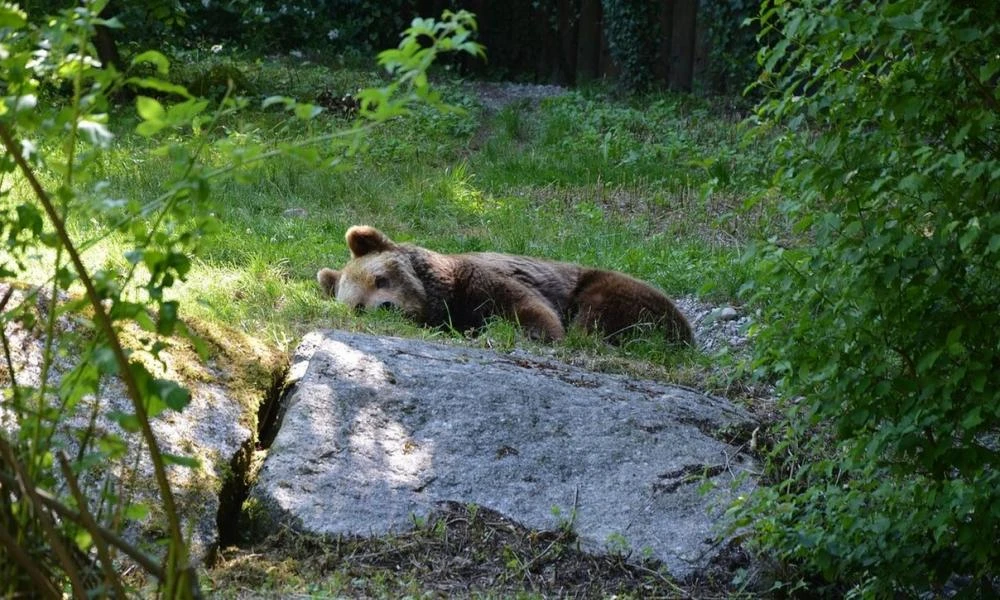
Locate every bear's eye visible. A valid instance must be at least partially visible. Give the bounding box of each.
[374,275,391,290]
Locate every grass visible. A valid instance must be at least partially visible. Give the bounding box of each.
[42,61,776,356]
[5,52,782,597]
[206,502,740,599]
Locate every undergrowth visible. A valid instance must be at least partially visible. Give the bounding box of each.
[207,502,740,599]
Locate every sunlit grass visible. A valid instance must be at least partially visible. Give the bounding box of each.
[3,57,780,365]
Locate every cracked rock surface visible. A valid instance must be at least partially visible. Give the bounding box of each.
[252,330,757,579]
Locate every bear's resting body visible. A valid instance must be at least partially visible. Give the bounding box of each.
[318,226,693,345]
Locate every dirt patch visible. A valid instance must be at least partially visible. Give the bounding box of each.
[210,502,743,598]
[471,81,567,112]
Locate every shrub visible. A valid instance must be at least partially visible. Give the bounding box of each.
[699,0,760,96]
[600,0,660,91]
[178,0,416,54]
[0,2,482,595]
[736,1,999,596]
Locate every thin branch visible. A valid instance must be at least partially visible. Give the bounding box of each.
[0,437,88,600]
[0,468,165,579]
[58,452,129,599]
[0,523,62,599]
[955,56,1000,115]
[0,123,189,589]
[0,286,25,415]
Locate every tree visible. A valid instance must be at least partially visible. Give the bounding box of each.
[736,1,999,596]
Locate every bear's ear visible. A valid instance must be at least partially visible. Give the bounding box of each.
[317,268,340,296]
[345,225,395,258]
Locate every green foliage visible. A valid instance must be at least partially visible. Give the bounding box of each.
[179,0,417,54]
[600,0,659,91]
[20,0,423,55]
[737,1,1000,595]
[104,0,420,55]
[0,3,482,596]
[699,0,760,96]
[478,89,771,208]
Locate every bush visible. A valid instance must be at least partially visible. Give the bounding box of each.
[600,0,660,91]
[699,0,760,96]
[736,1,999,596]
[177,0,416,54]
[0,3,481,595]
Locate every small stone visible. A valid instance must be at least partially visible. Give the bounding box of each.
[282,207,308,218]
[717,306,739,321]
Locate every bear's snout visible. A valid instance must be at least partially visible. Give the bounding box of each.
[353,300,397,313]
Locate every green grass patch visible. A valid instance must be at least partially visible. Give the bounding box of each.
[11,55,781,363]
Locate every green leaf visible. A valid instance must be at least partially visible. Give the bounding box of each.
[157,301,179,335]
[98,434,127,459]
[123,502,149,520]
[293,103,322,120]
[15,204,43,235]
[131,50,170,75]
[166,99,209,124]
[127,77,192,99]
[988,234,1000,254]
[154,378,190,412]
[916,349,942,374]
[961,407,983,429]
[162,453,200,468]
[108,410,140,433]
[93,346,119,375]
[74,530,93,552]
[958,222,980,251]
[0,5,27,28]
[262,95,291,108]
[136,121,165,137]
[136,96,165,121]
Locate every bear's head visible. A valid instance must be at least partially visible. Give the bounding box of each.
[317,226,428,320]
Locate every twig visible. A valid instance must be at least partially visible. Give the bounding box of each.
[0,468,165,579]
[58,452,129,599]
[0,524,61,599]
[633,562,691,597]
[955,56,1000,115]
[0,286,25,416]
[0,437,88,599]
[0,123,192,593]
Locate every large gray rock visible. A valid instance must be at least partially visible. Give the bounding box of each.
[252,330,757,579]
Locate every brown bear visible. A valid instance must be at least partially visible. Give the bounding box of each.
[317,226,694,345]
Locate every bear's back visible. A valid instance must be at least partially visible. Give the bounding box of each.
[460,252,581,311]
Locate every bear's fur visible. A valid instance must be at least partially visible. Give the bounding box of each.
[317,226,694,345]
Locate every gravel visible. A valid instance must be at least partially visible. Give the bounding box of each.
[472,81,568,112]
[674,295,754,357]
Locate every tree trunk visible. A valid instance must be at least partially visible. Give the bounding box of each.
[667,0,697,91]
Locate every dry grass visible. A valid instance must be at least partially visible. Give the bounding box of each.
[207,503,749,599]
